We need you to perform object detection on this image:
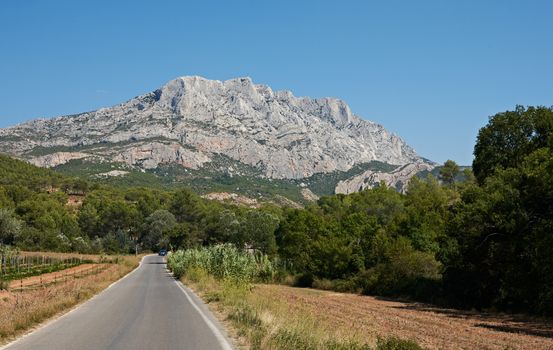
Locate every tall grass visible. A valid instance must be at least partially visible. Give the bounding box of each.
[168,244,275,285]
[170,245,423,350]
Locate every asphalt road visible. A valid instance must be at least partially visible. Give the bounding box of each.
[2,255,234,350]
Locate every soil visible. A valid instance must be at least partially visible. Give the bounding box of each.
[255,285,553,350]
[7,264,109,290]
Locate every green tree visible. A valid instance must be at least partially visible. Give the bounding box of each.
[439,160,459,185]
[403,176,456,254]
[275,209,324,272]
[0,186,14,208]
[0,208,22,245]
[473,105,553,184]
[170,188,204,223]
[444,146,553,314]
[141,209,177,250]
[243,210,279,255]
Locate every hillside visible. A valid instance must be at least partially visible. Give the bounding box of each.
[0,154,87,193]
[0,76,434,202]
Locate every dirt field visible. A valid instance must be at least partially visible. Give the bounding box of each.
[7,264,108,289]
[255,285,553,350]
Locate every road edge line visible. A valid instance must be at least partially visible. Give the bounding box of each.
[172,278,234,350]
[0,255,148,350]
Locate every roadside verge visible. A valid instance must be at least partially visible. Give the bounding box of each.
[0,255,143,347]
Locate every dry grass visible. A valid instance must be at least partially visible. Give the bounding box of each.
[18,251,109,262]
[251,285,553,350]
[0,255,140,345]
[183,273,553,350]
[182,270,420,350]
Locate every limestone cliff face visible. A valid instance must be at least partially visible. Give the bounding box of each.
[335,162,435,194]
[0,76,433,194]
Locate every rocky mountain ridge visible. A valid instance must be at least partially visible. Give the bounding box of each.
[0,76,434,201]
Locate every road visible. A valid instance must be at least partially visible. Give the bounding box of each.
[2,255,234,350]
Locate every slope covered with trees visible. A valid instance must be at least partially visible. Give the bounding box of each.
[1,105,552,315]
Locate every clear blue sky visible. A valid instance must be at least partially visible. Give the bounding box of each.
[1,0,552,165]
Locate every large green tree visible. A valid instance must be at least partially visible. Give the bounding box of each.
[243,210,279,255]
[0,208,22,245]
[439,160,459,185]
[140,209,177,250]
[473,105,553,184]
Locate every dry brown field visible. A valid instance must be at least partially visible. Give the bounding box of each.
[253,284,553,350]
[0,255,140,344]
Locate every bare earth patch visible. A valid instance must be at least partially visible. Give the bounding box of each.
[255,285,553,350]
[7,263,109,290]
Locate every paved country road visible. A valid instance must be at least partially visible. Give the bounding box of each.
[1,255,234,350]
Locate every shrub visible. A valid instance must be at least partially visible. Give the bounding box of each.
[0,278,8,290]
[376,336,423,350]
[357,238,441,297]
[313,278,359,293]
[293,272,314,288]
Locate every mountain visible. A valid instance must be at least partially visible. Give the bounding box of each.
[0,76,434,203]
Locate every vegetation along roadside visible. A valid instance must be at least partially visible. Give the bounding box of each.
[168,245,423,350]
[1,105,553,349]
[0,253,140,345]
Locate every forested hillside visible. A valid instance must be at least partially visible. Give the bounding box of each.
[1,105,552,315]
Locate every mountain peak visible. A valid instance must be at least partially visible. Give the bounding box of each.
[0,76,432,197]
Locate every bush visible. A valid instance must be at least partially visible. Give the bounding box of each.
[357,238,441,297]
[313,278,360,293]
[293,272,314,288]
[376,336,423,350]
[0,278,8,290]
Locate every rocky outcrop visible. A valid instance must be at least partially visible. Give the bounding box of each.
[335,162,435,194]
[0,76,434,195]
[28,152,93,168]
[301,188,320,201]
[112,142,210,169]
[202,192,260,208]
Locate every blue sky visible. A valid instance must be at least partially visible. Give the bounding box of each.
[1,1,552,165]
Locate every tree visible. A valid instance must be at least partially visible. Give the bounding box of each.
[473,106,553,184]
[275,209,322,273]
[217,209,243,245]
[403,176,455,254]
[141,209,177,251]
[170,189,204,223]
[166,222,200,250]
[243,210,279,255]
[443,146,553,314]
[439,160,459,185]
[0,186,13,208]
[0,208,22,245]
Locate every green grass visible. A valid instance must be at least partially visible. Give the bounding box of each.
[169,245,423,349]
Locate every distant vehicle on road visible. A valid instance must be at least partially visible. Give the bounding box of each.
[158,249,167,256]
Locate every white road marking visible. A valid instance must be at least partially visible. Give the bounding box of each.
[172,277,234,350]
[0,255,148,350]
